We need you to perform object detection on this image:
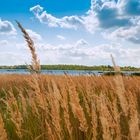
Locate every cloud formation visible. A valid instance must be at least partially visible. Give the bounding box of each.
[75,39,89,47]
[3,37,140,66]
[26,29,42,41]
[104,18,140,44]
[30,5,97,33]
[0,19,16,35]
[29,0,134,30]
[0,52,28,65]
[30,5,84,29]
[0,40,8,46]
[30,0,140,44]
[34,40,140,66]
[57,35,66,40]
[91,0,131,28]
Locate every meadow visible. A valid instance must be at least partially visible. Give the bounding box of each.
[0,22,140,140]
[0,74,140,140]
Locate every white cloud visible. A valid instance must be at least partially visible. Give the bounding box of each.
[30,1,140,44]
[76,39,89,47]
[0,52,29,65]
[26,39,140,66]
[30,5,84,29]
[30,5,98,33]
[1,38,140,66]
[82,12,99,33]
[29,1,132,33]
[30,5,43,15]
[103,19,140,44]
[0,40,8,46]
[57,35,66,40]
[0,19,16,35]
[26,29,42,41]
[29,4,97,33]
[40,39,89,51]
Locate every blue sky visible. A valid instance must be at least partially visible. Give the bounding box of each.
[0,0,140,66]
[0,0,90,14]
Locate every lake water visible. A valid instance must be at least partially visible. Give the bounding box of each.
[0,69,137,75]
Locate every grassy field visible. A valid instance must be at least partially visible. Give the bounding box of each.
[0,74,140,140]
[0,22,140,140]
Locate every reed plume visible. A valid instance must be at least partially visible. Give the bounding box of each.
[16,21,40,73]
[110,54,120,73]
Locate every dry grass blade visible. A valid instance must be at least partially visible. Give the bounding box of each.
[66,75,88,132]
[16,21,40,73]
[111,54,120,73]
[111,54,128,116]
[128,91,140,140]
[0,113,8,140]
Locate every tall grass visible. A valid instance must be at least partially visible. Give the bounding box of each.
[16,21,40,74]
[0,23,140,140]
[0,75,140,140]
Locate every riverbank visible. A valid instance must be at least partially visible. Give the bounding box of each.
[0,65,139,71]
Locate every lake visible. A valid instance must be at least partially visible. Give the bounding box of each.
[0,69,138,76]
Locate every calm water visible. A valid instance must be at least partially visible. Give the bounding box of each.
[0,69,137,75]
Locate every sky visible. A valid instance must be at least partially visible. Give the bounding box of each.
[0,0,140,66]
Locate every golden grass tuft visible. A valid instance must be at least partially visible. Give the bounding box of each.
[0,113,8,140]
[16,21,40,73]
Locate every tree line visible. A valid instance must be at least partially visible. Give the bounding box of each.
[0,65,139,71]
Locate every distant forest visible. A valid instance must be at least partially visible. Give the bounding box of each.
[0,65,139,71]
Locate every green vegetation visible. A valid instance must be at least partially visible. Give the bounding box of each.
[0,65,139,71]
